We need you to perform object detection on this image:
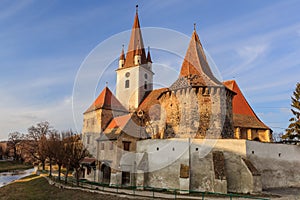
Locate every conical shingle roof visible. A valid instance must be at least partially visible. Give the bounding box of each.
[170,29,221,90]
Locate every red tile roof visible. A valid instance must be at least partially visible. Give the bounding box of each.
[84,87,126,113]
[223,80,270,129]
[122,11,147,68]
[100,113,150,141]
[80,157,96,165]
[105,114,131,130]
[138,88,168,120]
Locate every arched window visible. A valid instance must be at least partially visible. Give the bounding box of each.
[144,81,147,90]
[125,80,129,88]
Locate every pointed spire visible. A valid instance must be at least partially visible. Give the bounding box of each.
[135,41,142,55]
[120,45,125,60]
[123,5,147,68]
[147,46,152,63]
[178,26,221,86]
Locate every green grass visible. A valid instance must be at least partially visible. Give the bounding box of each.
[0,175,144,200]
[0,161,32,172]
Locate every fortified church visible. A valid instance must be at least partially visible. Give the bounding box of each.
[81,7,300,194]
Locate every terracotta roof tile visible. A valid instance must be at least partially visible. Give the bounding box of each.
[223,80,270,130]
[122,12,147,68]
[105,114,131,130]
[138,88,168,120]
[84,87,126,113]
[100,113,150,141]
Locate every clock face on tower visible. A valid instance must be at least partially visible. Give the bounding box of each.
[125,72,130,77]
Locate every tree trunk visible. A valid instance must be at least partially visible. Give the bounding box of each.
[65,168,69,184]
[42,161,45,170]
[76,169,79,186]
[49,159,52,177]
[58,164,61,181]
[14,147,17,161]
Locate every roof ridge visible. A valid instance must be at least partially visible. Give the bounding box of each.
[84,87,127,113]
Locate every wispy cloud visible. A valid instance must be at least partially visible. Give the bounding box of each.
[223,44,268,76]
[0,1,33,20]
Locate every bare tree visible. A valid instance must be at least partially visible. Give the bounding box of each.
[46,130,62,177]
[63,133,89,185]
[7,132,23,161]
[24,121,53,170]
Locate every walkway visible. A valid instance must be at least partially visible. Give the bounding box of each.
[44,176,270,200]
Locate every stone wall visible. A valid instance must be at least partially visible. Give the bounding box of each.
[94,138,300,192]
[82,108,127,157]
[96,133,140,185]
[136,139,230,193]
[246,141,300,188]
[223,151,261,193]
[136,139,300,193]
[157,86,234,139]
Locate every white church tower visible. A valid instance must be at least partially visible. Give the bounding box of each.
[116,5,153,112]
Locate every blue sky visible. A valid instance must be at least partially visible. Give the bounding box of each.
[0,0,300,140]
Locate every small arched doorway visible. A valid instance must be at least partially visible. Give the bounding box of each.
[101,163,111,184]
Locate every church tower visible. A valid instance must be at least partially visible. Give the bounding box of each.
[116,5,154,112]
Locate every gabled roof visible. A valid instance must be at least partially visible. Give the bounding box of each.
[122,9,147,68]
[99,113,150,141]
[105,114,131,130]
[223,80,270,130]
[84,87,126,114]
[170,29,221,90]
[98,114,131,141]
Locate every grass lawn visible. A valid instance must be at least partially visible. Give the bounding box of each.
[0,175,144,200]
[0,161,33,172]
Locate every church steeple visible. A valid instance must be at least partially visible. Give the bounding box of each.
[123,5,147,68]
[116,5,154,111]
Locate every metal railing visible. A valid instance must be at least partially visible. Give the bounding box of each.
[47,176,269,200]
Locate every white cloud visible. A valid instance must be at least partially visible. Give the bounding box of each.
[236,44,268,59]
[0,94,75,140]
[223,44,268,76]
[0,1,33,20]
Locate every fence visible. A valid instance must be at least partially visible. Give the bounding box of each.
[47,175,270,200]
